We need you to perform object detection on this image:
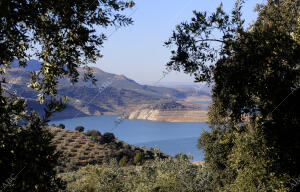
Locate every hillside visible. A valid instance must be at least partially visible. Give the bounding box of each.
[49,126,168,173]
[2,60,212,120]
[2,60,193,120]
[10,60,186,99]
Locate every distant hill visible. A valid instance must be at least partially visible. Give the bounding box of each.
[73,67,187,99]
[11,59,42,71]
[2,60,198,120]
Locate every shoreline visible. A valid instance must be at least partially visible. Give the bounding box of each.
[50,111,209,123]
[128,109,209,123]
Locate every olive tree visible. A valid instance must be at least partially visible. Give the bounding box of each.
[0,0,135,191]
[166,0,300,191]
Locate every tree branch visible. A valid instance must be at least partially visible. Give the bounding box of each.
[195,39,225,43]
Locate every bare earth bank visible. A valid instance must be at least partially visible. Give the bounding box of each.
[128,109,208,122]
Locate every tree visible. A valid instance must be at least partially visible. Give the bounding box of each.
[166,0,300,191]
[58,123,65,129]
[133,151,143,165]
[102,132,115,143]
[75,126,84,132]
[0,90,64,191]
[0,0,135,191]
[86,130,101,137]
[119,156,128,166]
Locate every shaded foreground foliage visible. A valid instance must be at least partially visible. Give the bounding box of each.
[0,0,134,191]
[166,0,300,191]
[0,88,64,191]
[60,155,213,192]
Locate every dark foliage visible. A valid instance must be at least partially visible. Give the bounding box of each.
[58,123,65,129]
[75,126,84,132]
[0,88,64,191]
[102,132,115,143]
[0,0,135,191]
[86,129,102,137]
[166,0,300,190]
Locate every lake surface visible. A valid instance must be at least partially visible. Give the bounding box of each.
[51,115,209,161]
[193,101,211,105]
[192,101,211,109]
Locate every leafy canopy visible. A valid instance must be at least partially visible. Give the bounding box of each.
[1,0,134,101]
[0,0,135,191]
[166,0,300,191]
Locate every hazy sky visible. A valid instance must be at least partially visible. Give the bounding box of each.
[94,0,263,84]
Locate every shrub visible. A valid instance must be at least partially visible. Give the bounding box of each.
[85,130,101,137]
[60,156,213,192]
[75,126,84,132]
[174,153,190,161]
[58,123,65,129]
[102,132,115,143]
[133,151,143,165]
[119,156,128,167]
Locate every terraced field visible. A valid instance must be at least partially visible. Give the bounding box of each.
[49,126,168,172]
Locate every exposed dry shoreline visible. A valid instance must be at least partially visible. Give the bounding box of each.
[128,108,209,122]
[126,99,211,122]
[51,99,211,122]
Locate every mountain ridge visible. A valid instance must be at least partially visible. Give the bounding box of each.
[2,60,210,120]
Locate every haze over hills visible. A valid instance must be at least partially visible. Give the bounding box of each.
[3,60,210,120]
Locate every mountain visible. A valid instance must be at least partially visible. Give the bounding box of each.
[2,60,194,120]
[70,67,187,99]
[11,59,42,71]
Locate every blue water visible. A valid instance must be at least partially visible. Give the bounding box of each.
[190,101,211,109]
[51,115,209,161]
[192,101,211,105]
[136,137,203,161]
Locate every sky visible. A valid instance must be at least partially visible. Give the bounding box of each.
[94,0,264,85]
